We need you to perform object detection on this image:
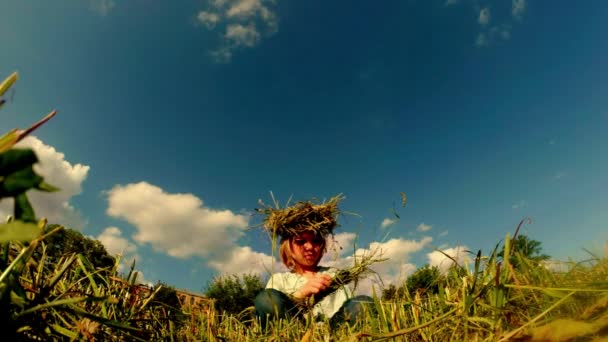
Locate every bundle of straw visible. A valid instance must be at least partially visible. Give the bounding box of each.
[256,194,344,238]
[293,249,388,310]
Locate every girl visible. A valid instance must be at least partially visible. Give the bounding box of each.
[254,230,373,328]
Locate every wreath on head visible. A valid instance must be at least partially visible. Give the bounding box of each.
[255,194,344,239]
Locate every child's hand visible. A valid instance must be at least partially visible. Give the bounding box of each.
[293,274,332,299]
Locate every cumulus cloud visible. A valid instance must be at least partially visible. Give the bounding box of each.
[96,226,139,269]
[225,23,260,47]
[106,182,250,259]
[196,0,278,62]
[198,11,221,29]
[417,223,432,232]
[380,218,396,229]
[90,0,115,16]
[208,246,284,276]
[478,8,491,26]
[427,246,468,274]
[95,227,152,285]
[322,232,358,263]
[324,236,433,295]
[0,136,89,229]
[438,230,449,237]
[512,0,526,18]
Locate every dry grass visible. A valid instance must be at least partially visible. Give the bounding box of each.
[255,194,344,238]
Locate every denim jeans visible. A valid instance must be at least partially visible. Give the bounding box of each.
[254,288,374,328]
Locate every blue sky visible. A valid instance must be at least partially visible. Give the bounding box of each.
[1,0,607,294]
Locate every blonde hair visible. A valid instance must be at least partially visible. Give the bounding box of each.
[279,234,328,271]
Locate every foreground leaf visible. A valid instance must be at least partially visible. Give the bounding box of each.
[0,72,18,97]
[0,166,43,197]
[14,193,36,222]
[0,149,38,176]
[0,130,20,153]
[0,221,39,243]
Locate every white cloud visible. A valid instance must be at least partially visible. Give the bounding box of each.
[90,0,115,16]
[0,136,89,229]
[96,226,139,270]
[106,182,250,259]
[417,223,432,232]
[95,227,152,285]
[512,199,526,209]
[225,23,261,47]
[197,11,221,29]
[226,0,262,18]
[478,8,491,26]
[380,218,396,229]
[197,0,279,62]
[208,246,284,276]
[439,230,449,237]
[322,232,358,263]
[325,237,434,295]
[427,246,468,274]
[512,0,526,18]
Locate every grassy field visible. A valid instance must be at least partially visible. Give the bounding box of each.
[0,219,606,341]
[184,237,608,342]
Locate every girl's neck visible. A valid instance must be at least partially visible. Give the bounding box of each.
[294,265,320,276]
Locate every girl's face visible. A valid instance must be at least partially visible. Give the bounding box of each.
[290,232,325,269]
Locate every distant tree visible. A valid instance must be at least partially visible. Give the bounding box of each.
[499,234,550,269]
[205,273,264,315]
[381,283,407,301]
[41,224,115,270]
[406,265,442,296]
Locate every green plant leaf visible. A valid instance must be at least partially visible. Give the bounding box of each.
[0,72,18,97]
[0,130,20,153]
[14,193,36,222]
[0,149,38,176]
[51,324,78,339]
[0,221,39,243]
[18,296,108,316]
[0,166,43,197]
[36,181,60,192]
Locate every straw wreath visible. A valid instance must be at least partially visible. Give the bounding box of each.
[255,194,344,238]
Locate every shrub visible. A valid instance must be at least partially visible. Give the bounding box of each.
[406,265,442,296]
[204,273,264,315]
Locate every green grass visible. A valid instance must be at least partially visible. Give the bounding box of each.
[1,224,607,341]
[182,235,608,342]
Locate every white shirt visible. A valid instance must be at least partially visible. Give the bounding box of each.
[265,266,353,319]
